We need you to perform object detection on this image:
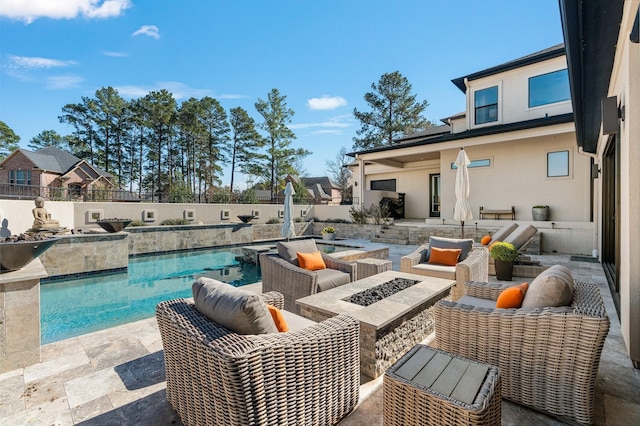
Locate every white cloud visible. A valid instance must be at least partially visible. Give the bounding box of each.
[103,51,129,57]
[0,0,131,24]
[132,25,160,39]
[8,55,76,69]
[47,74,84,89]
[289,114,352,130]
[307,95,347,111]
[115,82,212,99]
[218,94,249,100]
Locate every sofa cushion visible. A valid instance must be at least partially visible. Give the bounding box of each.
[281,309,317,332]
[496,283,529,308]
[489,223,519,244]
[427,236,474,261]
[521,265,574,308]
[503,224,537,250]
[411,263,456,280]
[428,247,462,266]
[266,304,289,332]
[277,239,318,264]
[316,268,351,292]
[192,277,278,334]
[457,295,497,309]
[297,251,326,271]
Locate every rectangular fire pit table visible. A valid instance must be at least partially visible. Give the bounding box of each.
[296,270,454,378]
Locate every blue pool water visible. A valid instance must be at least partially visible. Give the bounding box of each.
[40,242,352,343]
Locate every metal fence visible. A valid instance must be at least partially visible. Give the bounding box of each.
[0,184,356,205]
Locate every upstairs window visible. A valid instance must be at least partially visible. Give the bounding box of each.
[547,150,570,177]
[474,86,498,125]
[529,69,570,108]
[9,170,31,185]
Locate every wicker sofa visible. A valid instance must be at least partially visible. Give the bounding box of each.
[400,237,489,301]
[433,280,610,425]
[156,291,360,426]
[260,240,357,314]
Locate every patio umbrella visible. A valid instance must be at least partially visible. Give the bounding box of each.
[281,181,296,241]
[453,148,473,238]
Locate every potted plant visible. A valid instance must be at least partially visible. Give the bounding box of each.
[490,241,519,281]
[532,205,550,221]
[322,226,336,240]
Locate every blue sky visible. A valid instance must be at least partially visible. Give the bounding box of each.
[0,0,564,189]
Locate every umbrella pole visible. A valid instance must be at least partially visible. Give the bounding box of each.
[461,221,464,239]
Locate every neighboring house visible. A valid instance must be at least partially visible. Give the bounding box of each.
[285,175,342,205]
[0,147,115,199]
[559,0,639,368]
[349,44,589,225]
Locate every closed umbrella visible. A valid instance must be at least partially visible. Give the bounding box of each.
[453,148,473,238]
[281,181,296,240]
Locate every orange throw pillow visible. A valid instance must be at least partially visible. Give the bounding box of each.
[481,235,492,245]
[296,251,326,271]
[428,247,462,266]
[266,304,289,332]
[496,283,529,308]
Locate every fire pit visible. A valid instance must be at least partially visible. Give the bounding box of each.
[0,235,60,272]
[96,219,132,233]
[343,278,419,306]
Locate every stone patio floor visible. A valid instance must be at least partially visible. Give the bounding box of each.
[1,239,639,425]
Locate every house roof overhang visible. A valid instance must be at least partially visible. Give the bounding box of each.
[348,113,574,166]
[558,0,625,153]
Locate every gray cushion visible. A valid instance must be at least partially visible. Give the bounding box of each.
[315,268,351,292]
[277,239,319,264]
[457,295,499,309]
[425,236,474,262]
[192,277,278,334]
[503,224,538,250]
[489,223,519,243]
[521,265,574,308]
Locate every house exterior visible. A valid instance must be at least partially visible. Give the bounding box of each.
[559,0,639,368]
[349,44,591,229]
[0,147,115,200]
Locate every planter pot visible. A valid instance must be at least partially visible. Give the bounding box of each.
[322,233,336,241]
[494,259,514,281]
[0,238,60,272]
[97,219,132,233]
[532,207,550,221]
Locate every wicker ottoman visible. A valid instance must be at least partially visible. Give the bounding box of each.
[384,345,501,426]
[355,257,393,280]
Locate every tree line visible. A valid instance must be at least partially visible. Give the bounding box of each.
[0,71,433,201]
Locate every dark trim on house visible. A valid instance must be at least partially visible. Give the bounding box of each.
[349,113,574,157]
[631,6,639,43]
[451,44,566,93]
[558,0,625,154]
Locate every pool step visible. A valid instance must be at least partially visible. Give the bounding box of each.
[371,227,410,245]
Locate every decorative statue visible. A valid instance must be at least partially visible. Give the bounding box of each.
[32,197,60,230]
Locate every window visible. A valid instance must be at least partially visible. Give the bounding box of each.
[429,174,440,217]
[474,86,498,125]
[451,159,491,169]
[370,179,396,191]
[547,150,569,177]
[529,69,570,108]
[9,170,31,185]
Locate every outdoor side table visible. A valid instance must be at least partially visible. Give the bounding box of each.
[383,344,501,426]
[355,257,393,280]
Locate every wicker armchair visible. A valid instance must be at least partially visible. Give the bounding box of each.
[260,251,356,314]
[400,244,488,301]
[156,291,360,426]
[433,281,610,425]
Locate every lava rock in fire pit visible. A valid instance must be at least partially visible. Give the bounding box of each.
[343,278,420,307]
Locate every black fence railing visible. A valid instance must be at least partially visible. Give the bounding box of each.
[0,184,357,205]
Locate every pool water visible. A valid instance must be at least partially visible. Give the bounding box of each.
[40,242,353,343]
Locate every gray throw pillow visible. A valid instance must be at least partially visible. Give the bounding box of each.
[277,239,319,264]
[192,277,278,334]
[426,236,474,262]
[521,265,574,308]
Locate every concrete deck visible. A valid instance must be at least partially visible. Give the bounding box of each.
[0,239,638,425]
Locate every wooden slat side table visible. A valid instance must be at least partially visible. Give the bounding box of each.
[383,345,501,426]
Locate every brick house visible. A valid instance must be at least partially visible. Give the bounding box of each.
[0,147,115,199]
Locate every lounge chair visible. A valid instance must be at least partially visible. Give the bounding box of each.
[400,236,489,300]
[260,239,356,314]
[433,278,609,425]
[156,284,360,426]
[487,224,538,275]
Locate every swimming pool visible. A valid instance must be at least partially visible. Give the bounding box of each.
[40,242,353,343]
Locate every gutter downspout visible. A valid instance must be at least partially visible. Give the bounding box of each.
[355,154,365,207]
[578,146,599,258]
[464,78,471,130]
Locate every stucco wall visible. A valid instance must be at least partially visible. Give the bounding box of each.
[0,200,75,236]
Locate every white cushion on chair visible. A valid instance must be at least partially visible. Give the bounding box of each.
[411,263,456,280]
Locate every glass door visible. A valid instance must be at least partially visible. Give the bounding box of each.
[430,174,441,217]
[602,135,620,314]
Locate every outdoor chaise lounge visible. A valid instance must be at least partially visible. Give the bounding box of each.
[400,236,489,300]
[156,278,360,426]
[260,239,357,314]
[433,271,610,425]
[484,223,538,274]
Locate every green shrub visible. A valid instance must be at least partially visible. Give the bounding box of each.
[293,217,304,222]
[322,226,335,234]
[128,220,146,227]
[266,217,281,224]
[490,242,519,261]
[160,218,190,226]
